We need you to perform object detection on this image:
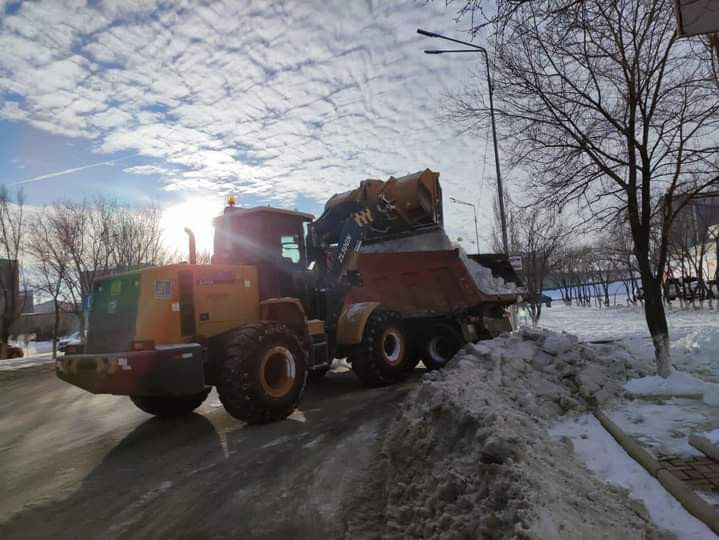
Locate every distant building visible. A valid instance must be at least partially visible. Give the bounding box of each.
[12,300,81,340]
[666,192,719,282]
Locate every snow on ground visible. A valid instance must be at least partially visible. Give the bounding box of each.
[540,301,719,344]
[541,302,719,384]
[0,353,54,371]
[625,370,709,397]
[534,303,719,535]
[551,414,716,539]
[0,341,55,371]
[606,398,719,457]
[348,329,666,539]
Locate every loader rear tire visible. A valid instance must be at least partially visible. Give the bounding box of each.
[350,310,408,387]
[217,322,307,424]
[421,322,463,370]
[130,389,210,416]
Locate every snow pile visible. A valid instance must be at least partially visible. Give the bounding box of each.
[344,330,660,539]
[464,328,651,411]
[459,249,524,296]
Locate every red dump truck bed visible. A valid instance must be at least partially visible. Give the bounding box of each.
[345,249,522,318]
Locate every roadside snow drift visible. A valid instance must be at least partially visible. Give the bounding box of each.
[344,329,662,539]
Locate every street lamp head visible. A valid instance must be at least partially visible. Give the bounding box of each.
[425,49,484,54]
[417,28,439,38]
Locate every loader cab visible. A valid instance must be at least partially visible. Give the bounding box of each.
[212,206,314,301]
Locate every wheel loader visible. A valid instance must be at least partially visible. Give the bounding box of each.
[57,169,523,424]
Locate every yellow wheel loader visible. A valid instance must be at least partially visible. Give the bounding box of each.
[57,169,523,424]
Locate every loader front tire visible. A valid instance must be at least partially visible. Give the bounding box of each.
[217,322,307,424]
[350,310,408,387]
[130,389,210,416]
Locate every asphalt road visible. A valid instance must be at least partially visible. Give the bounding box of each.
[0,363,416,539]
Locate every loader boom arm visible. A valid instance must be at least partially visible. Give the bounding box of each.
[307,168,443,284]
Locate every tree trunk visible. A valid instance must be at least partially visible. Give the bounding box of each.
[0,318,9,359]
[52,299,60,359]
[641,275,672,377]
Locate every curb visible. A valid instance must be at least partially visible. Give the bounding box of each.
[689,434,719,463]
[594,409,719,535]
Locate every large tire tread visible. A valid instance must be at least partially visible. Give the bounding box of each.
[350,310,407,387]
[217,322,307,425]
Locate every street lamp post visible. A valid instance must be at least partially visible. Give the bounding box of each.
[417,28,509,256]
[449,196,480,252]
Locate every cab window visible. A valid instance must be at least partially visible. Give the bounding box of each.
[281,234,300,264]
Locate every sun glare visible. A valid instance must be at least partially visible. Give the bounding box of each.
[161,198,223,257]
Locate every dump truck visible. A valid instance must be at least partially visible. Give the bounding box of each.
[57,169,524,424]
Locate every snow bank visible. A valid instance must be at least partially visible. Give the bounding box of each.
[345,330,662,539]
[624,370,708,397]
[552,415,716,539]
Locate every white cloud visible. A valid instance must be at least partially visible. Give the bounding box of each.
[0,0,501,250]
[122,165,171,175]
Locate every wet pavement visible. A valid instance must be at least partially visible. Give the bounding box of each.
[0,363,416,539]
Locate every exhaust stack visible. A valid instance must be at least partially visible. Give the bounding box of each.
[184,227,197,265]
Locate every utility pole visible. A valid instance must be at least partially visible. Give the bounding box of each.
[418,28,509,255]
[449,196,480,252]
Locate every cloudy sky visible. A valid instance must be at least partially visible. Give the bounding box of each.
[0,0,499,252]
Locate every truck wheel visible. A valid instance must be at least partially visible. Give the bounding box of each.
[217,322,307,424]
[130,389,210,416]
[422,323,463,370]
[350,310,408,387]
[308,366,330,382]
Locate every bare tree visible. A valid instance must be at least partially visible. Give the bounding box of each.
[51,197,169,333]
[448,0,719,376]
[494,199,567,325]
[26,209,71,358]
[604,221,641,304]
[0,187,25,358]
[706,33,719,93]
[107,202,167,269]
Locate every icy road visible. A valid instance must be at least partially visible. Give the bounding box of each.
[0,364,413,539]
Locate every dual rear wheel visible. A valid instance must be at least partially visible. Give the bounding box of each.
[349,311,464,386]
